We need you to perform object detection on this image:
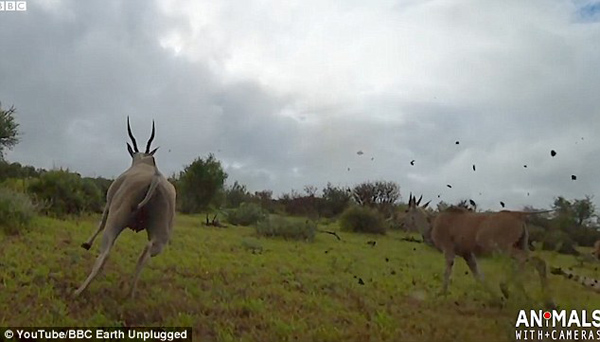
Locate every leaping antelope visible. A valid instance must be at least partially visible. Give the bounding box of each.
[74,117,176,298]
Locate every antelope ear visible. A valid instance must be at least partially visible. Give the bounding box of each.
[422,200,431,209]
[149,146,160,155]
[127,143,135,157]
[416,195,423,206]
[408,192,413,207]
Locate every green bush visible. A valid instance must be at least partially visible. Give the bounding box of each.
[226,202,268,226]
[0,187,37,235]
[27,169,104,217]
[255,216,317,242]
[1,177,31,193]
[339,206,387,235]
[541,229,578,255]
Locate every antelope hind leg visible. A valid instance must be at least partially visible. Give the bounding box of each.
[128,241,153,299]
[74,230,116,297]
[129,239,166,299]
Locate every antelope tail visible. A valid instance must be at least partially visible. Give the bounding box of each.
[137,174,160,210]
[506,209,555,218]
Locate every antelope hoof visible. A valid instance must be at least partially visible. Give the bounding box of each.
[81,242,92,250]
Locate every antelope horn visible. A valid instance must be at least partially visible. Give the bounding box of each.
[145,120,156,153]
[127,116,139,153]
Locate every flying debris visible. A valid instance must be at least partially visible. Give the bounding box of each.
[571,175,577,180]
[447,184,452,188]
[472,164,476,171]
[500,201,505,208]
[367,240,377,247]
[410,160,415,166]
[527,192,530,196]
[371,157,374,161]
[357,150,364,155]
[524,165,527,168]
[358,278,365,285]
[347,167,350,171]
[455,141,460,145]
[437,194,441,198]
[551,150,557,157]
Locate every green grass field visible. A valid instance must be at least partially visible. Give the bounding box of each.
[1,214,599,341]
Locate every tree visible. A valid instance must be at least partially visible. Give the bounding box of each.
[175,154,228,213]
[572,196,596,227]
[550,195,600,247]
[224,181,251,208]
[254,190,274,212]
[551,196,597,228]
[320,182,351,217]
[0,103,20,160]
[351,180,400,217]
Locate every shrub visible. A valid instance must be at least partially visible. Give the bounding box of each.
[527,225,545,248]
[320,183,352,217]
[255,216,317,241]
[541,229,579,255]
[570,226,600,248]
[339,206,387,234]
[27,169,103,217]
[0,187,37,235]
[1,177,31,193]
[226,202,268,226]
[224,181,252,209]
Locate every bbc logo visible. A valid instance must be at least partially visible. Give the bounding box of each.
[0,1,27,11]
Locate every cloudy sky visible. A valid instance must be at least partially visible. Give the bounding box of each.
[1,0,599,210]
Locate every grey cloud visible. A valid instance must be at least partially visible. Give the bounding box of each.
[1,0,599,211]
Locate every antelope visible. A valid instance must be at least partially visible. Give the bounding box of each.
[74,117,176,298]
[404,194,553,302]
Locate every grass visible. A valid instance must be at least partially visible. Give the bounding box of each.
[1,214,600,341]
